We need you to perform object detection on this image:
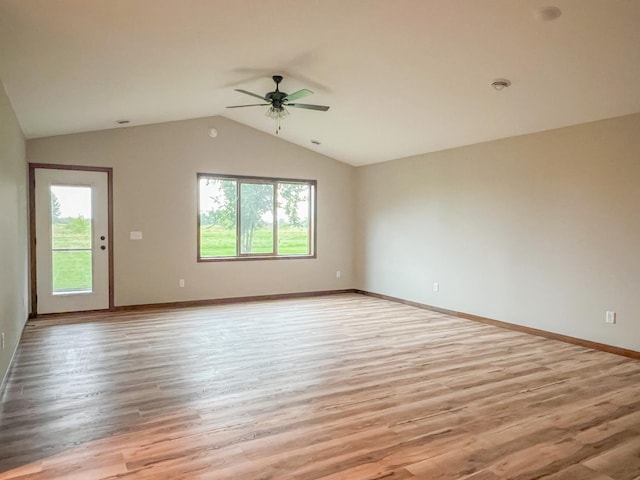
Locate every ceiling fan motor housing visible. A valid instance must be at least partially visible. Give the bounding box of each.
[266,75,287,108]
[266,91,287,108]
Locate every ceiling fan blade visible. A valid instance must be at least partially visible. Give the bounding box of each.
[286,103,330,111]
[226,104,269,108]
[283,89,313,102]
[234,89,267,101]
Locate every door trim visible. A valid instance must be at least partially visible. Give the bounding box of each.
[29,163,115,315]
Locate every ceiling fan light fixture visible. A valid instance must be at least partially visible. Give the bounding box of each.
[265,106,289,134]
[265,106,289,120]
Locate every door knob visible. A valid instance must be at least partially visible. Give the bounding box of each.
[100,245,106,250]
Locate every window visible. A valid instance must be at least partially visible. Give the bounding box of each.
[198,173,316,260]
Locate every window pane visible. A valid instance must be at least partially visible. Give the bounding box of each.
[51,186,92,249]
[52,250,92,293]
[197,174,315,260]
[240,183,274,254]
[200,178,237,257]
[277,183,310,255]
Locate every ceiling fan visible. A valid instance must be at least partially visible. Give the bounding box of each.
[227,75,330,134]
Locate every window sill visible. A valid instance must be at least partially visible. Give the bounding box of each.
[197,254,317,263]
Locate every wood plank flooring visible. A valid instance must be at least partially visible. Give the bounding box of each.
[0,293,639,479]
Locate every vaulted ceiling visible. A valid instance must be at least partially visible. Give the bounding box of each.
[1,0,639,166]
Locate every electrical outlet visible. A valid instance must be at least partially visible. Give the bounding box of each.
[179,279,185,288]
[433,282,439,292]
[336,270,341,279]
[605,311,616,324]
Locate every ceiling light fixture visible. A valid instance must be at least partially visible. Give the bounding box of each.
[535,6,562,21]
[491,79,511,90]
[265,106,289,134]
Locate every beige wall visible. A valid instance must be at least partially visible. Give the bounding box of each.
[0,81,28,386]
[356,113,640,352]
[27,117,355,306]
[21,108,640,353]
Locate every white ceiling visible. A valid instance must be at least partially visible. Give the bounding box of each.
[1,0,639,166]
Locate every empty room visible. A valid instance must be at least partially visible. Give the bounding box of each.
[1,1,639,479]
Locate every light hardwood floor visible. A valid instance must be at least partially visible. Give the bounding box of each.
[1,293,639,479]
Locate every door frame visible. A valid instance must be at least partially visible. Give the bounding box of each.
[29,163,115,316]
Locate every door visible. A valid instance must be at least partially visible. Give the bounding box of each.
[34,168,110,313]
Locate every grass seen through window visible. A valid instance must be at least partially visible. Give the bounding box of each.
[51,221,93,292]
[199,225,310,257]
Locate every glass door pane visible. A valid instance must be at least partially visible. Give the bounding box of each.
[50,185,93,294]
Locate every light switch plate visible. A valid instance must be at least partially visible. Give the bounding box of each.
[130,231,143,240]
